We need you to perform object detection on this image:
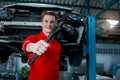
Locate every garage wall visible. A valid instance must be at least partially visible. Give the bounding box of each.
[96,43,120,71]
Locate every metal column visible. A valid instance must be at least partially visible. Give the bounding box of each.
[84,16,96,80]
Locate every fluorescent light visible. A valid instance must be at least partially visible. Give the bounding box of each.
[106,20,119,25]
[106,19,119,28]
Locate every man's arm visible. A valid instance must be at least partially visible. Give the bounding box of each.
[26,40,49,55]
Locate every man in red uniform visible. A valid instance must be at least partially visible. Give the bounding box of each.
[22,11,61,80]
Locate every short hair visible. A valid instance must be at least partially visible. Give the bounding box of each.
[41,11,58,21]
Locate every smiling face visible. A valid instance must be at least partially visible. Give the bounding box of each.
[41,14,56,36]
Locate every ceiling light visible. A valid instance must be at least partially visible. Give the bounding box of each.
[106,19,119,28]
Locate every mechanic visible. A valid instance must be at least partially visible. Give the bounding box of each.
[22,11,61,80]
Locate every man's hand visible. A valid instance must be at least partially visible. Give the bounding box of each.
[26,40,49,55]
[35,40,49,55]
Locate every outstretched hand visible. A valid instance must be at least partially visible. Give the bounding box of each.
[26,40,50,55]
[34,40,50,55]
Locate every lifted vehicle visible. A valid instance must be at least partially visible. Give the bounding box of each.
[0,3,87,80]
[0,3,84,67]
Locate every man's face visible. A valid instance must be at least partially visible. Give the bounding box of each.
[41,15,56,35]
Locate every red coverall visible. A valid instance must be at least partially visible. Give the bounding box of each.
[22,32,61,80]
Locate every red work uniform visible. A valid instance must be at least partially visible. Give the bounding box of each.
[22,31,61,80]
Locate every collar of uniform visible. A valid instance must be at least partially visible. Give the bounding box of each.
[39,31,55,42]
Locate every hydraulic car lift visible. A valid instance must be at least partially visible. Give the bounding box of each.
[84,16,96,80]
[60,15,96,80]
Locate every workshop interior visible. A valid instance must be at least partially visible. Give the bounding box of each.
[0,0,120,80]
